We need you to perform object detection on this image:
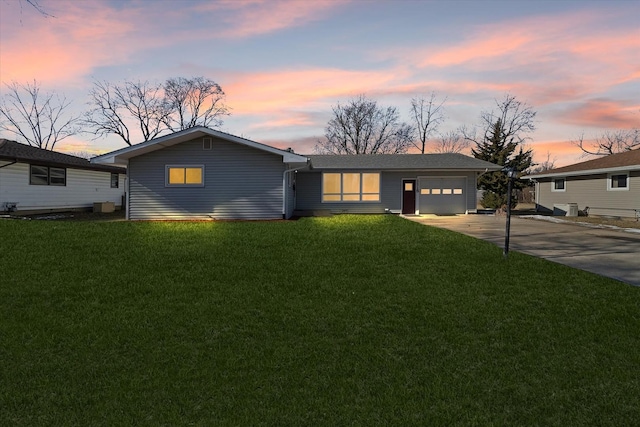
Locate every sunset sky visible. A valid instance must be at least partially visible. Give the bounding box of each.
[1,0,638,166]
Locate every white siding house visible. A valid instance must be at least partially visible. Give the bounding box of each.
[0,139,126,214]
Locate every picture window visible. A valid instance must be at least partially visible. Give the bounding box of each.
[30,165,66,186]
[322,172,380,202]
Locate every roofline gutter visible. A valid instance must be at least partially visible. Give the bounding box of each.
[523,164,640,179]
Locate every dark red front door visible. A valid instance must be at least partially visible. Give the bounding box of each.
[402,180,416,214]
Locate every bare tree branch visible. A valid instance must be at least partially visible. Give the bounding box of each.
[433,130,469,154]
[0,80,79,150]
[315,95,413,154]
[17,0,55,18]
[409,92,446,153]
[573,128,639,156]
[163,77,229,132]
[464,94,536,147]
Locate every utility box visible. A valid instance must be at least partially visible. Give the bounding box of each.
[93,201,115,213]
[567,203,579,217]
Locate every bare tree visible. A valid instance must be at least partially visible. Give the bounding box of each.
[574,129,639,156]
[0,80,80,150]
[463,94,536,146]
[83,80,170,146]
[163,77,229,132]
[315,95,413,154]
[83,76,229,146]
[409,92,446,153]
[433,130,469,154]
[528,151,557,174]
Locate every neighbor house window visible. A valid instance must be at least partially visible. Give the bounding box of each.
[166,165,204,186]
[552,178,566,192]
[111,173,119,188]
[30,165,66,186]
[322,172,380,202]
[608,173,628,190]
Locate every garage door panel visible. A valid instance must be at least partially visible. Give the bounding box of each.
[419,177,466,214]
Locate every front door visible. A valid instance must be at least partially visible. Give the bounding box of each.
[402,179,416,214]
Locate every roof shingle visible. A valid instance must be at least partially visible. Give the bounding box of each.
[306,153,501,171]
[525,149,640,178]
[0,139,125,173]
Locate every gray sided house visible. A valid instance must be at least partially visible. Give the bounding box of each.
[296,154,501,215]
[91,127,308,220]
[92,127,501,220]
[0,139,125,214]
[523,149,640,219]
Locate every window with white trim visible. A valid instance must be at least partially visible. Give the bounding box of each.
[552,178,566,192]
[608,173,628,191]
[166,165,204,186]
[111,173,119,188]
[322,172,380,202]
[30,165,66,186]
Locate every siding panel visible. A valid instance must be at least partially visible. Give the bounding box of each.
[535,171,640,218]
[128,136,285,220]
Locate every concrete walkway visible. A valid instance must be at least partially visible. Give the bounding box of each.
[404,214,640,286]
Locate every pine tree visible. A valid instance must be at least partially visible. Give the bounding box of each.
[472,118,533,209]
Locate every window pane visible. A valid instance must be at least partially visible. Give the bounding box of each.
[554,179,565,190]
[611,175,627,188]
[323,194,341,201]
[404,182,413,191]
[420,189,429,195]
[343,194,360,201]
[30,165,48,185]
[111,173,119,188]
[432,189,441,195]
[442,188,452,195]
[323,173,341,194]
[453,188,463,194]
[169,168,185,184]
[362,173,380,193]
[343,173,360,194]
[362,194,380,201]
[49,168,66,186]
[185,168,202,184]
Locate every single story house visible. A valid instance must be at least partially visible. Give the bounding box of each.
[523,149,640,219]
[91,127,501,220]
[0,139,126,214]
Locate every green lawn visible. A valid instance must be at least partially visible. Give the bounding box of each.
[1,215,639,426]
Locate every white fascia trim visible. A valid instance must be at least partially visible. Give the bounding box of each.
[91,127,308,165]
[524,165,640,179]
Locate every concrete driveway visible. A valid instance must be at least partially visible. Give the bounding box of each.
[405,214,640,286]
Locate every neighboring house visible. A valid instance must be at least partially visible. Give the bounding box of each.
[523,149,640,219]
[92,127,501,220]
[0,139,126,214]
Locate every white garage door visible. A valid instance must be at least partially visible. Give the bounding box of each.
[419,177,466,214]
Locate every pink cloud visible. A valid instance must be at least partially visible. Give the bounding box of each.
[224,67,402,115]
[194,0,345,38]
[559,99,640,129]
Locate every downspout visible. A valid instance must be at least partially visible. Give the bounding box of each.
[282,159,309,219]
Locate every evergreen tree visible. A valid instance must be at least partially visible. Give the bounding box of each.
[472,118,534,209]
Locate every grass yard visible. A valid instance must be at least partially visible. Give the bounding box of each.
[1,215,639,426]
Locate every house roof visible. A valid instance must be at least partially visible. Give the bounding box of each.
[0,139,125,174]
[523,149,640,179]
[306,153,502,171]
[91,126,309,166]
